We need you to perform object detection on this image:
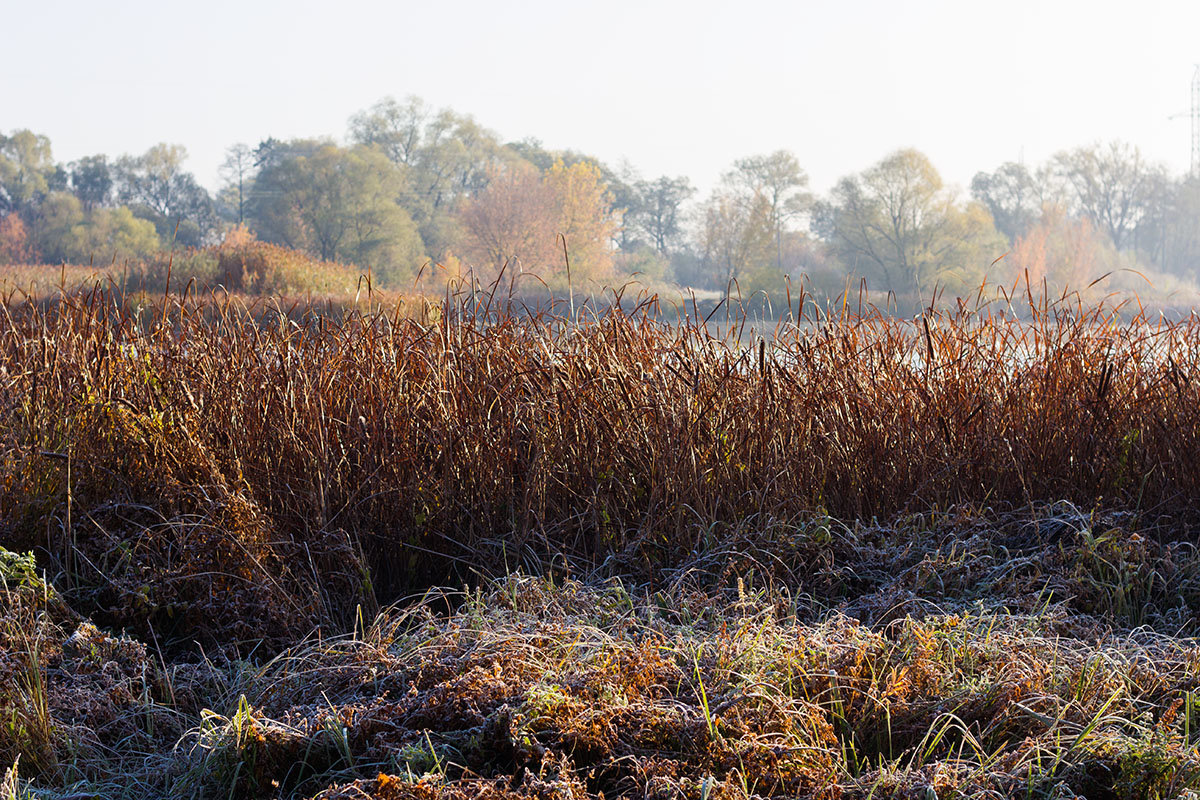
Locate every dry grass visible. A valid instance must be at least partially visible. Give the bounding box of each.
[3,284,1200,797]
[0,264,119,299]
[4,284,1200,610]
[288,575,1200,800]
[12,553,1195,800]
[10,504,1200,798]
[0,235,429,309]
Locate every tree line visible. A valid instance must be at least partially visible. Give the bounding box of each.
[4,96,1200,308]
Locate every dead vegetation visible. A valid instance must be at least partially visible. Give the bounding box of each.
[16,560,1200,800]
[3,283,1200,797]
[12,509,1200,799]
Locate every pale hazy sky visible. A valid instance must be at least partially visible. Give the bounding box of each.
[4,0,1199,197]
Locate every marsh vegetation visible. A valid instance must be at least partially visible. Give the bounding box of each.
[2,274,1200,797]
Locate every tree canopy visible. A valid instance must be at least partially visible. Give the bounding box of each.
[813,149,1005,300]
[5,106,1200,307]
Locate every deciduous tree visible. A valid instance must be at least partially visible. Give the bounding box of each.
[1052,141,1164,251]
[67,206,160,264]
[632,176,693,255]
[349,97,507,258]
[69,155,113,212]
[970,162,1041,243]
[0,213,34,264]
[458,161,557,281]
[218,144,255,225]
[813,149,1005,302]
[544,159,617,284]
[1008,205,1119,290]
[26,192,85,264]
[700,189,773,287]
[248,141,425,283]
[116,144,217,246]
[725,150,812,269]
[349,95,429,166]
[0,129,55,214]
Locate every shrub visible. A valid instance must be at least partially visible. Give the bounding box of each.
[216,227,362,295]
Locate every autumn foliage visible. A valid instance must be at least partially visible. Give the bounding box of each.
[1007,205,1120,290]
[0,214,34,265]
[459,159,616,289]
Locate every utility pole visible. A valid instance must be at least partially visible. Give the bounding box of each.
[1167,66,1200,176]
[1191,65,1200,176]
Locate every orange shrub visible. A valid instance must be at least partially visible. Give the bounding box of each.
[0,214,35,265]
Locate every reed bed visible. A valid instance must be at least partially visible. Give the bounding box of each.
[4,284,1200,797]
[3,285,1200,636]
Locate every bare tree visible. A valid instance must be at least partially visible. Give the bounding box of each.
[219,143,255,225]
[1053,142,1165,251]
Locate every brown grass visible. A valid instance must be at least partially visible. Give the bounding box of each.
[181,568,1200,799]
[4,284,1200,612]
[3,283,1200,797]
[0,233,427,307]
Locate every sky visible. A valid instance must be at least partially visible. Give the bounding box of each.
[4,0,1200,198]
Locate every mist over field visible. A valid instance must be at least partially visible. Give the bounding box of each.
[5,0,1200,315]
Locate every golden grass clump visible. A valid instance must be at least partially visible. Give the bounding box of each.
[216,226,363,295]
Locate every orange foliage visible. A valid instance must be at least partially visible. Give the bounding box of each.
[1007,207,1117,290]
[458,162,558,282]
[418,251,468,291]
[459,160,618,289]
[0,214,35,265]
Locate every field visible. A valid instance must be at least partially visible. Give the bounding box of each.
[4,277,1200,798]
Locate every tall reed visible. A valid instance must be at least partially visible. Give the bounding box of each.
[2,283,1198,641]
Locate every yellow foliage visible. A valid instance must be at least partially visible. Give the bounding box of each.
[544,159,617,286]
